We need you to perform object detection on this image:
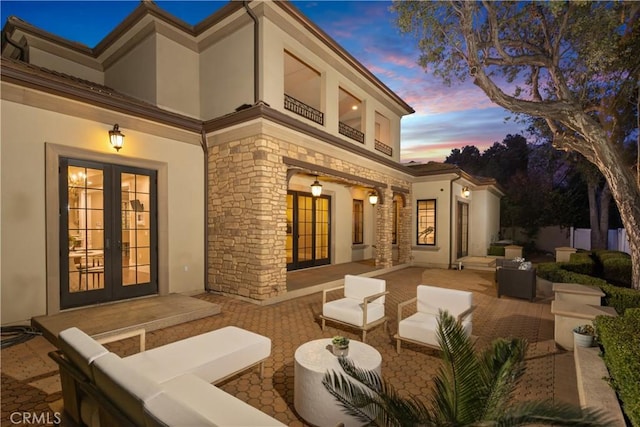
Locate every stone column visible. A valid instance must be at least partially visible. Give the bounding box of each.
[374,188,393,268]
[397,194,412,264]
[208,135,287,300]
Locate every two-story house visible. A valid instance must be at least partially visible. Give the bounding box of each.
[0,1,503,325]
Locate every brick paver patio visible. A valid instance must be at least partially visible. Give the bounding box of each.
[1,267,577,426]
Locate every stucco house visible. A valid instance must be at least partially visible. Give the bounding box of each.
[0,1,503,325]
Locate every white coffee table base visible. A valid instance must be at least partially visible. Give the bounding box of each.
[294,339,382,427]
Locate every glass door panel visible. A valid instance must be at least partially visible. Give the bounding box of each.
[61,159,157,309]
[287,190,331,270]
[67,165,105,293]
[315,198,329,260]
[457,202,469,258]
[297,195,314,263]
[286,194,294,264]
[121,173,152,287]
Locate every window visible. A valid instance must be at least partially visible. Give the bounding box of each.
[339,88,364,143]
[284,51,323,125]
[353,199,364,244]
[417,199,436,245]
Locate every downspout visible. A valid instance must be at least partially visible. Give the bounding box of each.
[201,128,210,291]
[449,175,462,269]
[244,1,259,104]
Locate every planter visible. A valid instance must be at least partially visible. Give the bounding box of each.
[573,331,595,348]
[332,345,349,357]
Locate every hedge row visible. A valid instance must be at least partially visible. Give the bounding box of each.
[536,262,606,286]
[594,309,640,427]
[592,250,632,287]
[487,245,506,257]
[566,252,596,276]
[536,263,640,314]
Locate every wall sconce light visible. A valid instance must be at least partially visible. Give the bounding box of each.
[368,192,378,205]
[462,186,470,198]
[109,124,124,151]
[310,176,322,197]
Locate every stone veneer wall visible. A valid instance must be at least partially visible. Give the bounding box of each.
[397,195,412,264]
[207,128,412,301]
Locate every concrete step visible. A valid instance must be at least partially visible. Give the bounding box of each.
[32,294,221,347]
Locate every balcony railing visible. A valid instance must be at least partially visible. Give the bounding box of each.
[284,94,324,125]
[375,139,393,156]
[339,122,365,144]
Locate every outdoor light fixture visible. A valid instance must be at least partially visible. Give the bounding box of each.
[462,186,470,198]
[310,176,322,197]
[109,124,124,151]
[368,192,378,205]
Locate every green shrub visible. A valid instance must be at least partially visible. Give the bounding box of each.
[488,245,505,257]
[536,262,608,287]
[594,250,631,261]
[564,252,596,275]
[594,309,640,427]
[602,257,633,287]
[599,283,640,315]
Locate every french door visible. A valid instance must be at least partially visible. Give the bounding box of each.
[457,201,469,259]
[60,158,158,309]
[286,191,331,270]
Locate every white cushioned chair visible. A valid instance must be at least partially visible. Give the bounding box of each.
[319,275,388,342]
[394,285,475,352]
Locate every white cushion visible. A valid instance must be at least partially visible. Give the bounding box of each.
[344,275,386,304]
[123,326,271,384]
[148,373,286,427]
[58,327,109,380]
[91,352,162,426]
[323,297,385,327]
[398,312,472,348]
[399,312,439,347]
[417,285,473,321]
[143,392,218,427]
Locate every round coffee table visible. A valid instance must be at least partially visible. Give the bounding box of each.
[294,338,382,427]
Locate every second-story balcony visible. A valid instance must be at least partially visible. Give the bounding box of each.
[339,121,365,144]
[284,94,324,126]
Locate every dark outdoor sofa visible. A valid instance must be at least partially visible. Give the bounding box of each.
[496,259,536,302]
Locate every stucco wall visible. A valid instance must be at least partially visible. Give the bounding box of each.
[0,96,204,324]
[28,47,104,84]
[411,178,453,268]
[200,23,254,118]
[156,34,200,118]
[105,34,158,107]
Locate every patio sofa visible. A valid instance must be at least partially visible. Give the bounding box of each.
[496,261,537,302]
[50,326,285,426]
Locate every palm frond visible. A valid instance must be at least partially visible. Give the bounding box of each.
[323,357,435,426]
[430,310,483,424]
[322,369,379,424]
[476,337,528,420]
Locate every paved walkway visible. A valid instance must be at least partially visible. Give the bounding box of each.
[1,267,577,426]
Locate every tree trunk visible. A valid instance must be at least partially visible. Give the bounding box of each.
[587,182,610,250]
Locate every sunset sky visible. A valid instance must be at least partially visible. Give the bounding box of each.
[0,0,526,163]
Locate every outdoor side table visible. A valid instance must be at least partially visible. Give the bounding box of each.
[294,338,381,427]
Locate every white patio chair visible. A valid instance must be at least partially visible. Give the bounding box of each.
[319,275,388,343]
[395,285,475,352]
